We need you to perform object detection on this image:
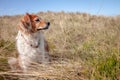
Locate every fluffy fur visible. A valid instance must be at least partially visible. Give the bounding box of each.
[8,13,50,71]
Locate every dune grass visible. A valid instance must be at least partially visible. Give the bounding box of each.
[0,12,120,80]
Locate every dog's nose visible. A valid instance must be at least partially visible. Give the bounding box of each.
[47,22,50,26]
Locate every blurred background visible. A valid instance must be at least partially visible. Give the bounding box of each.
[0,0,120,16]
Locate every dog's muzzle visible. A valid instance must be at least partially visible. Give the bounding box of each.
[37,22,50,31]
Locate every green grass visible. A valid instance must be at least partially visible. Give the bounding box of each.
[94,54,120,80]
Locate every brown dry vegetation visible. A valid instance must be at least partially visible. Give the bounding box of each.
[0,12,120,80]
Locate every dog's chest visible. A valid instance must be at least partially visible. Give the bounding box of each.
[16,32,45,60]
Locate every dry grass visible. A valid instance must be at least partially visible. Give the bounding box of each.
[0,12,120,80]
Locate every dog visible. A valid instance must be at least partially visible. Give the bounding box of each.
[8,13,50,71]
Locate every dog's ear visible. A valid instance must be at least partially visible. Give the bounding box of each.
[17,13,32,33]
[24,13,31,25]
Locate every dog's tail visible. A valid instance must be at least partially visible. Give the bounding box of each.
[8,57,21,71]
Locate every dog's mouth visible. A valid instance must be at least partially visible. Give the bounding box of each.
[37,22,50,31]
[37,26,49,30]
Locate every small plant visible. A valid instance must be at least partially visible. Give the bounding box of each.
[0,39,16,57]
[94,55,120,80]
[0,39,6,48]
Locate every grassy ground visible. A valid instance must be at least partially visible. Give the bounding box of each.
[0,12,120,80]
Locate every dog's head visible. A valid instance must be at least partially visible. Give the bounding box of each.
[18,13,50,34]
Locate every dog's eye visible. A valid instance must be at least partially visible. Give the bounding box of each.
[35,18,40,22]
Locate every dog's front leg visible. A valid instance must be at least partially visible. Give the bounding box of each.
[19,56,29,72]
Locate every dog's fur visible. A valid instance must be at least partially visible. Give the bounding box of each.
[8,13,50,71]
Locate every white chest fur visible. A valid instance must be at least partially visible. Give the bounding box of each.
[16,31,49,70]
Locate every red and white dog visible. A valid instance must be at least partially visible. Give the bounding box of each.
[8,13,50,71]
